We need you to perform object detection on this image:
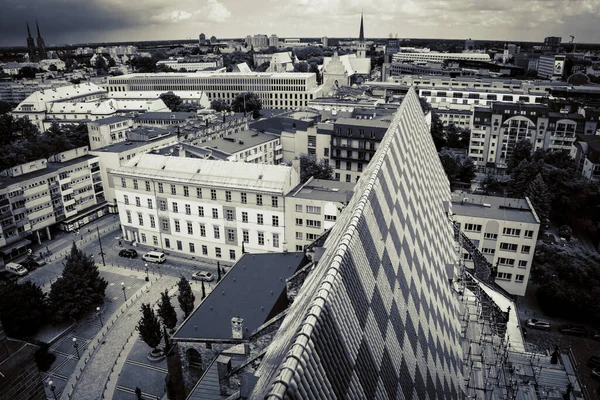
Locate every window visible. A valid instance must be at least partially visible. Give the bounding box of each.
[126,210,132,223]
[213,226,220,239]
[258,232,264,245]
[498,257,515,266]
[241,192,247,204]
[518,260,528,268]
[295,218,303,226]
[524,230,534,238]
[212,208,218,219]
[121,178,127,188]
[516,274,525,282]
[196,187,202,198]
[198,206,204,217]
[200,224,206,237]
[271,196,278,208]
[150,215,156,228]
[145,181,151,191]
[173,202,178,213]
[296,232,303,240]
[189,243,195,253]
[500,243,518,252]
[324,215,336,221]
[521,245,531,254]
[225,191,232,202]
[141,233,146,243]
[306,205,321,214]
[202,245,208,255]
[153,236,159,246]
[256,194,263,206]
[503,227,521,236]
[482,248,495,255]
[273,233,280,248]
[243,229,249,243]
[147,199,153,209]
[215,247,222,258]
[296,245,303,251]
[484,233,498,240]
[306,233,317,240]
[133,179,138,190]
[211,189,217,200]
[242,212,248,223]
[308,135,316,147]
[226,209,234,221]
[229,249,236,260]
[174,220,180,232]
[183,186,189,197]
[187,222,193,235]
[138,213,143,226]
[159,200,166,211]
[124,195,129,205]
[176,240,183,250]
[272,216,279,227]
[170,184,176,195]
[295,204,302,212]
[496,272,512,280]
[306,219,321,229]
[257,214,264,225]
[165,238,170,248]
[135,197,141,207]
[161,219,169,231]
[158,183,163,193]
[464,223,482,232]
[227,229,235,241]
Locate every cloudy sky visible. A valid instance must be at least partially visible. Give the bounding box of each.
[1,0,599,47]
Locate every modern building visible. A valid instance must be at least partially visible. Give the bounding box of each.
[198,130,283,164]
[571,134,600,183]
[321,36,328,47]
[537,54,567,80]
[284,178,354,251]
[156,57,223,72]
[245,34,269,49]
[0,147,107,263]
[435,108,472,128]
[269,34,279,48]
[110,154,300,261]
[107,90,210,108]
[450,193,540,296]
[106,72,323,110]
[392,52,491,63]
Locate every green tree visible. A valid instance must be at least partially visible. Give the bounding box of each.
[136,303,162,351]
[430,113,446,151]
[309,62,322,85]
[231,92,262,119]
[439,154,460,183]
[293,62,309,72]
[94,56,108,75]
[458,158,476,183]
[210,99,231,112]
[508,159,541,197]
[157,290,177,331]
[255,61,270,72]
[507,139,533,172]
[177,277,195,318]
[17,66,40,79]
[47,243,108,322]
[299,154,334,183]
[525,173,551,225]
[558,225,573,240]
[159,92,183,112]
[0,281,47,338]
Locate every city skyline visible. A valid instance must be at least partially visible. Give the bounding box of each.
[0,0,599,47]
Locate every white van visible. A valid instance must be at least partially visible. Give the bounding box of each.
[142,251,166,264]
[6,262,28,276]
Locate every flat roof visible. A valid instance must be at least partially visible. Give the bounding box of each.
[334,117,391,129]
[450,193,539,224]
[201,130,279,155]
[174,252,308,340]
[134,112,196,121]
[112,72,316,79]
[0,155,97,189]
[93,115,133,126]
[288,179,355,202]
[90,133,177,154]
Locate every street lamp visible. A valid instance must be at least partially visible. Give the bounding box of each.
[121,282,127,300]
[96,225,106,266]
[72,338,80,359]
[145,263,149,281]
[48,380,57,400]
[96,306,103,326]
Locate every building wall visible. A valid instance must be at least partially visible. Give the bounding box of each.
[280,125,331,164]
[87,119,135,150]
[392,52,491,63]
[0,342,45,400]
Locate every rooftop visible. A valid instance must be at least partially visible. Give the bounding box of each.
[333,116,392,129]
[111,71,316,79]
[201,130,279,155]
[134,111,196,121]
[92,115,133,126]
[450,192,539,224]
[174,252,308,340]
[287,178,354,203]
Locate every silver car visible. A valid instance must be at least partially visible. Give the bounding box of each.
[526,318,551,330]
[192,271,214,282]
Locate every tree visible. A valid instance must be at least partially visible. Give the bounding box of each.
[47,243,108,322]
[458,158,476,183]
[507,139,533,172]
[17,66,40,79]
[159,92,183,112]
[293,62,309,72]
[558,225,573,240]
[48,64,58,72]
[430,113,446,151]
[309,62,322,85]
[439,154,460,183]
[231,92,262,119]
[136,303,162,351]
[255,61,270,72]
[177,277,195,318]
[525,173,551,225]
[94,56,108,75]
[157,290,177,331]
[0,101,13,115]
[508,159,541,197]
[0,281,47,338]
[299,154,334,183]
[210,99,231,112]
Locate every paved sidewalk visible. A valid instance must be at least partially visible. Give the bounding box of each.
[68,275,178,400]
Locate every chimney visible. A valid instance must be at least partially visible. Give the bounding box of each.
[231,317,244,339]
[216,355,232,396]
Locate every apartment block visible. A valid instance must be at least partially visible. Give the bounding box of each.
[451,193,540,296]
[110,154,300,262]
[199,130,283,164]
[537,54,567,80]
[87,116,135,150]
[571,134,600,183]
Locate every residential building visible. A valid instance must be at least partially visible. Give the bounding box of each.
[435,108,472,128]
[391,51,491,63]
[321,36,328,47]
[156,56,223,72]
[107,90,210,108]
[110,154,300,261]
[269,34,279,48]
[285,178,354,251]
[0,147,107,263]
[106,72,323,109]
[197,130,283,164]
[87,116,135,150]
[133,112,196,128]
[571,134,600,183]
[179,112,252,144]
[245,34,269,49]
[537,54,567,80]
[450,193,541,296]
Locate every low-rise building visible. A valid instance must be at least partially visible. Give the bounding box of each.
[156,56,223,72]
[198,130,283,164]
[284,178,354,251]
[87,116,135,150]
[107,90,210,108]
[450,193,540,296]
[179,112,252,144]
[110,154,300,262]
[133,112,196,128]
[571,134,600,183]
[392,52,491,63]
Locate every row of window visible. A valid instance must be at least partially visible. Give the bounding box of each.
[139,230,280,250]
[125,211,282,229]
[496,272,526,282]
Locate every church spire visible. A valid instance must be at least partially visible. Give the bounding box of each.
[36,20,42,38]
[359,12,364,42]
[26,21,32,38]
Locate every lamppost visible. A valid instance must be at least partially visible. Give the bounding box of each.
[96,306,103,326]
[96,225,106,266]
[72,338,80,359]
[121,282,127,300]
[48,380,57,400]
[145,263,149,281]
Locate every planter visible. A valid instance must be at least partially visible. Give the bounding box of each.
[146,348,165,362]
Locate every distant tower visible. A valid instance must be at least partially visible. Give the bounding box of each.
[36,21,47,61]
[199,33,206,45]
[357,13,366,59]
[322,36,328,47]
[26,21,37,62]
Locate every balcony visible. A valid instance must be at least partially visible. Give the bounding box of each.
[59,176,71,186]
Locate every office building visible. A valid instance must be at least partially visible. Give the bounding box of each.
[197,130,283,164]
[391,52,491,63]
[269,34,279,48]
[537,54,567,80]
[156,57,223,72]
[106,72,323,110]
[322,36,328,47]
[111,154,299,261]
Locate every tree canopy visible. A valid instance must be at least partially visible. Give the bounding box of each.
[210,99,231,113]
[157,290,177,330]
[299,154,334,183]
[0,281,47,338]
[47,243,108,322]
[136,303,162,350]
[177,277,195,318]
[231,92,262,119]
[159,92,183,112]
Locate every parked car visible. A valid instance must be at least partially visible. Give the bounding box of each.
[192,271,214,282]
[593,368,600,381]
[118,249,138,259]
[558,325,587,337]
[5,262,28,277]
[526,318,551,330]
[588,356,600,369]
[142,251,165,264]
[28,254,46,266]
[20,258,41,272]
[0,270,18,283]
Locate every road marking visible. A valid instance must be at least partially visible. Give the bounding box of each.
[126,359,168,373]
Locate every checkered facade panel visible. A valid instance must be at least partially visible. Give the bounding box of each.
[251,88,464,400]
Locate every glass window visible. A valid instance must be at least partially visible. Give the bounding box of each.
[170,184,176,195]
[213,226,220,239]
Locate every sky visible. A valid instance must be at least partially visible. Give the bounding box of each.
[1,0,599,47]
